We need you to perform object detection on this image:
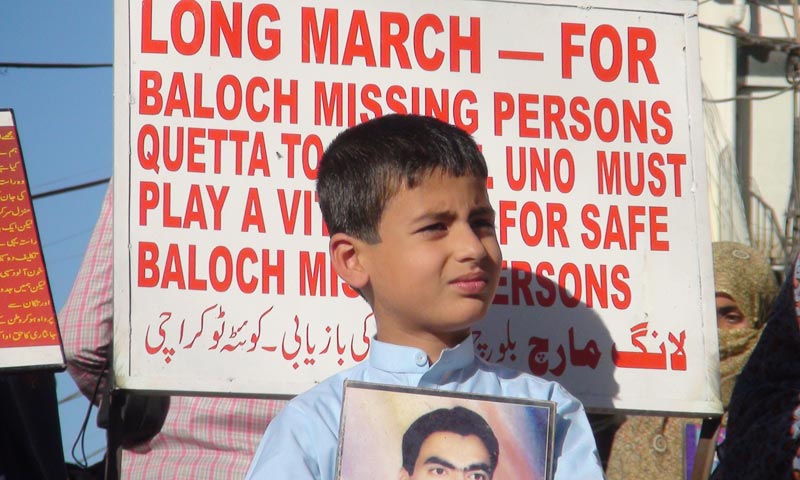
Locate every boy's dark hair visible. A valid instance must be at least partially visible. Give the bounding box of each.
[401,406,499,476]
[317,114,488,243]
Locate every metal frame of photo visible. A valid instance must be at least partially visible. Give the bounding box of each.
[336,380,556,480]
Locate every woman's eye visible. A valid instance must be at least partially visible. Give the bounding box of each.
[725,313,744,324]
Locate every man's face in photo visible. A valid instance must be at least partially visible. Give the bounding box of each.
[402,431,493,480]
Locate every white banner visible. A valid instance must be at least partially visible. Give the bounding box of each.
[114,0,720,415]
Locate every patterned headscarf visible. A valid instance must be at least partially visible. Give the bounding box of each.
[713,241,777,329]
[712,242,778,408]
[713,251,800,479]
[604,243,778,480]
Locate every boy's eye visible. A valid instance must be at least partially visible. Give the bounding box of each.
[471,218,497,232]
[418,223,447,233]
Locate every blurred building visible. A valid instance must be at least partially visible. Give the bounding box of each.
[700,0,800,269]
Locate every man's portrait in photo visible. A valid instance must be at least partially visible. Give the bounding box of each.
[336,382,555,480]
[399,406,498,480]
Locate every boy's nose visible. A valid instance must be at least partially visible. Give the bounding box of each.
[453,224,488,261]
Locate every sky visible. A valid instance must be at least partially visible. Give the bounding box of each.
[0,1,113,466]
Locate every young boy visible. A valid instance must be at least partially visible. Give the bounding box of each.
[246,114,603,479]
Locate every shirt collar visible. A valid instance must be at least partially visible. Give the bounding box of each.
[368,334,475,373]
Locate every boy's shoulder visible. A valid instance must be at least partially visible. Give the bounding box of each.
[283,362,366,414]
[281,341,581,417]
[471,355,574,400]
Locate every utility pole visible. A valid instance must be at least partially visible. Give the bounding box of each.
[785,1,800,260]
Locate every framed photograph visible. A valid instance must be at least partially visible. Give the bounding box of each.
[336,381,556,480]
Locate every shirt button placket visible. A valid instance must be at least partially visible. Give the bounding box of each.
[414,353,427,367]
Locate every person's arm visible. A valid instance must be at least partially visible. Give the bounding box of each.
[245,402,322,480]
[60,184,113,402]
[550,384,606,479]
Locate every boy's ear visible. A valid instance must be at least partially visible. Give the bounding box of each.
[329,232,369,290]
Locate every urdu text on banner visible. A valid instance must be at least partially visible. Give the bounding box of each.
[114,0,720,415]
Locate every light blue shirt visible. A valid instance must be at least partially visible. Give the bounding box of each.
[246,336,604,479]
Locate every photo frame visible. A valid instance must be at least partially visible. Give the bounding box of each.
[336,381,556,480]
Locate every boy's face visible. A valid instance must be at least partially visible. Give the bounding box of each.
[358,173,502,348]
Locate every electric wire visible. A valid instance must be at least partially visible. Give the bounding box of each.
[32,166,110,191]
[0,62,111,69]
[31,177,110,200]
[43,227,94,249]
[48,252,92,265]
[704,84,795,103]
[71,358,106,468]
[58,390,83,405]
[700,21,800,49]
